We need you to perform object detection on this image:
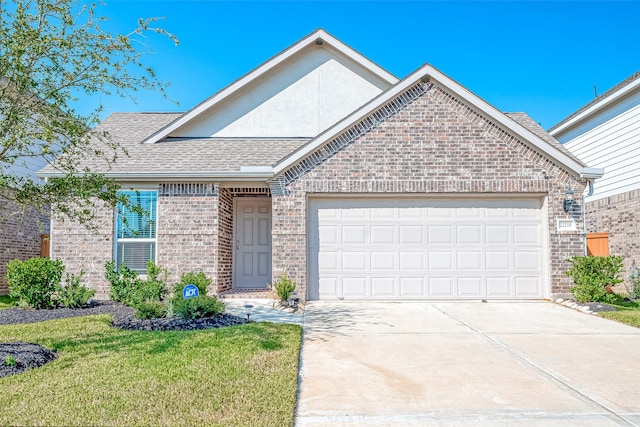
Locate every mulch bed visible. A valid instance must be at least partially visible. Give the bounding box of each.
[0,301,249,379]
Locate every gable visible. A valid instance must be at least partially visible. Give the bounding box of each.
[170,46,391,138]
[282,84,559,189]
[271,65,599,196]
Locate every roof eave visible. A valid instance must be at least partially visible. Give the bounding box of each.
[37,170,275,182]
[549,78,640,136]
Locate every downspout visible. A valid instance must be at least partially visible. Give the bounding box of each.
[582,180,595,255]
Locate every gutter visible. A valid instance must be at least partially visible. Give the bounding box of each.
[37,168,275,183]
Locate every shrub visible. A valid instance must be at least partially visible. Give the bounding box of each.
[105,260,168,307]
[173,295,225,320]
[134,300,167,319]
[272,272,296,301]
[626,261,640,300]
[177,271,211,296]
[105,260,142,306]
[565,256,624,303]
[57,271,96,308]
[6,257,64,309]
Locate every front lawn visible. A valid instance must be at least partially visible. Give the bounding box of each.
[0,315,301,426]
[599,298,640,328]
[0,295,16,310]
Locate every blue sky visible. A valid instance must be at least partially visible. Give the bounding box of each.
[80,0,640,130]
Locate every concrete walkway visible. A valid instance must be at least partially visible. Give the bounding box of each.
[223,298,304,325]
[296,301,640,426]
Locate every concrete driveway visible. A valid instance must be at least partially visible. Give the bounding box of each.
[295,301,640,426]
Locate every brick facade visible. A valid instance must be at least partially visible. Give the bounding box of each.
[585,188,640,276]
[51,184,272,299]
[272,82,586,298]
[0,197,50,295]
[51,84,587,300]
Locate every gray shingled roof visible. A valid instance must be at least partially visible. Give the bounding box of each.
[505,112,586,167]
[39,109,583,178]
[39,113,309,175]
[548,70,640,133]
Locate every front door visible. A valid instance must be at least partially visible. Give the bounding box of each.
[234,198,272,288]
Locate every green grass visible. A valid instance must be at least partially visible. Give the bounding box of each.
[598,296,640,328]
[0,315,302,426]
[0,295,16,310]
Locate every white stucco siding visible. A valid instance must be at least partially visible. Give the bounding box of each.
[559,91,640,202]
[171,47,387,138]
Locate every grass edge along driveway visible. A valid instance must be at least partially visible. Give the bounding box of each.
[0,314,301,426]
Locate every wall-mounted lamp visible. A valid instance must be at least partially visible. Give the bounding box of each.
[563,188,575,213]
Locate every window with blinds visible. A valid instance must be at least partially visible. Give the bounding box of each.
[115,190,157,273]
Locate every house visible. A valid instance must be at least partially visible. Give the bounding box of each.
[549,71,640,270]
[0,158,50,295]
[39,29,603,300]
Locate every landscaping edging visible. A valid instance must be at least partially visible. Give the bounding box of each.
[555,298,617,315]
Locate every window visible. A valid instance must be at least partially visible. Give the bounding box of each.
[115,190,157,272]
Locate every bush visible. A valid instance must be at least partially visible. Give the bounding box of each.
[565,256,624,303]
[626,261,640,300]
[58,271,96,308]
[173,295,225,320]
[272,272,296,301]
[105,260,142,306]
[105,260,168,307]
[177,271,211,296]
[134,300,167,319]
[6,257,64,309]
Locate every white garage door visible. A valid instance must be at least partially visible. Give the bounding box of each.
[308,197,547,300]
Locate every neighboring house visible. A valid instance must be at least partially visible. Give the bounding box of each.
[549,71,640,270]
[0,158,51,295]
[40,29,603,300]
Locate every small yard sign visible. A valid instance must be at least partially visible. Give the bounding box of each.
[182,284,199,299]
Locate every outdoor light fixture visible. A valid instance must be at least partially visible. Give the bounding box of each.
[563,187,575,213]
[244,304,254,322]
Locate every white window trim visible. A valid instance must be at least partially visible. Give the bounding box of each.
[113,190,159,271]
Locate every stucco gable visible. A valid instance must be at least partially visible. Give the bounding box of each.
[143,29,398,142]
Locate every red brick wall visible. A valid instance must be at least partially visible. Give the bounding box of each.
[0,197,50,295]
[272,83,586,298]
[217,188,234,293]
[51,200,113,297]
[585,188,640,279]
[157,183,218,292]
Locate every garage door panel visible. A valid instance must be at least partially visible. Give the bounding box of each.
[457,251,482,270]
[399,251,424,269]
[371,278,395,297]
[486,251,511,270]
[319,278,339,297]
[370,226,395,244]
[457,225,482,244]
[342,252,366,270]
[400,277,424,296]
[311,197,545,300]
[513,225,540,244]
[428,225,454,244]
[457,277,483,297]
[400,225,425,244]
[486,225,510,244]
[343,278,367,297]
[486,277,511,297]
[319,225,338,245]
[371,252,395,270]
[429,277,454,296]
[514,251,540,270]
[515,277,541,296]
